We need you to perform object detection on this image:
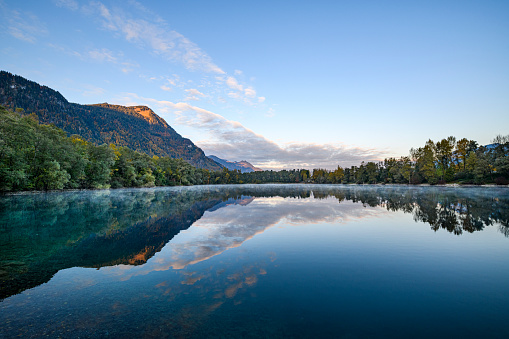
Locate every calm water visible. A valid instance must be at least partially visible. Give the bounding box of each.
[1,184,509,338]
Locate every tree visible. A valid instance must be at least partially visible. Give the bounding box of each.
[416,141,438,184]
[400,156,412,184]
[472,151,492,184]
[86,144,115,188]
[365,162,378,184]
[35,160,70,190]
[492,134,509,144]
[455,138,469,171]
[434,136,456,181]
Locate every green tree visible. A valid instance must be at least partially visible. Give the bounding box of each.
[35,160,70,190]
[86,144,115,188]
[454,138,470,171]
[434,136,456,181]
[415,141,438,184]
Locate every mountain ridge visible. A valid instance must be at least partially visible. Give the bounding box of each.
[208,155,262,173]
[0,71,222,170]
[89,103,170,128]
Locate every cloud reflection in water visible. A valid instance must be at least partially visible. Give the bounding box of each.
[103,195,388,280]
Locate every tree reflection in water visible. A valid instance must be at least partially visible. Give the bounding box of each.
[1,185,508,300]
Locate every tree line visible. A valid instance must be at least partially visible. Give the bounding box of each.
[0,106,210,191]
[309,136,509,185]
[1,106,508,192]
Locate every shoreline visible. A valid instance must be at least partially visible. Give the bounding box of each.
[2,182,508,196]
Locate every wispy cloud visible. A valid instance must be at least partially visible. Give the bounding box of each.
[244,87,256,98]
[48,43,138,73]
[184,88,206,101]
[47,43,83,58]
[88,48,117,62]
[114,93,386,170]
[226,76,243,91]
[54,0,79,11]
[1,3,48,43]
[227,92,241,99]
[81,84,106,97]
[53,1,264,109]
[220,75,263,104]
[90,1,225,74]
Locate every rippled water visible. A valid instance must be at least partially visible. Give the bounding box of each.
[1,184,509,338]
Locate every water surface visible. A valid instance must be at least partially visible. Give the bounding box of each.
[1,185,508,338]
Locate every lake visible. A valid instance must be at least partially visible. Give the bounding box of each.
[1,184,509,338]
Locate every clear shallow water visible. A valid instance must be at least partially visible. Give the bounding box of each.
[1,184,509,338]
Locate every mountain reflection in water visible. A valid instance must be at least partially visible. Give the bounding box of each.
[1,184,508,301]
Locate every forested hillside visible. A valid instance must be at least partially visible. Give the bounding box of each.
[0,105,212,190]
[0,71,221,170]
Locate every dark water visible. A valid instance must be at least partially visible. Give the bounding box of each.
[1,184,509,338]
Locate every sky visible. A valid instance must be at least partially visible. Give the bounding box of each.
[1,0,508,170]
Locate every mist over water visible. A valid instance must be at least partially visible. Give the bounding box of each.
[1,185,509,338]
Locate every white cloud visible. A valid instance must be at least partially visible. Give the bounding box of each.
[115,93,386,170]
[223,76,263,104]
[174,105,385,169]
[227,92,241,99]
[244,87,256,98]
[258,97,266,103]
[186,88,205,97]
[226,76,243,91]
[90,1,225,74]
[184,88,206,101]
[160,85,172,91]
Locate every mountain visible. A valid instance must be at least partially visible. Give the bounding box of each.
[0,71,222,170]
[208,155,262,173]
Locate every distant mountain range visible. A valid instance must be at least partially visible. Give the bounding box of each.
[0,71,222,170]
[208,155,262,173]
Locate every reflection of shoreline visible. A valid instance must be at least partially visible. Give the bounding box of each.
[2,183,508,198]
[2,185,508,300]
[0,197,223,300]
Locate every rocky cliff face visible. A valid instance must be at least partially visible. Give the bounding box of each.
[90,103,170,128]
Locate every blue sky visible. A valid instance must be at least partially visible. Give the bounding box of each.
[1,0,508,170]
